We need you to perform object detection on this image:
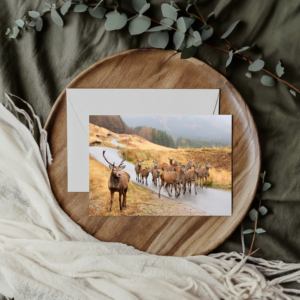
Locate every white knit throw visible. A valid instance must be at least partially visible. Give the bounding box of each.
[0,98,300,300]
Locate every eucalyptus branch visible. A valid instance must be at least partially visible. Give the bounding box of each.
[248,171,265,256]
[194,3,299,95]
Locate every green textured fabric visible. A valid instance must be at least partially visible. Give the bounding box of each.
[1,0,299,265]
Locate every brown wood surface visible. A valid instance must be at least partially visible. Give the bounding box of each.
[45,49,261,256]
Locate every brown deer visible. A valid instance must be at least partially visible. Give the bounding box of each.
[134,160,144,182]
[183,167,200,195]
[168,158,174,165]
[152,167,161,186]
[186,160,193,170]
[141,167,150,185]
[170,165,188,194]
[103,150,130,213]
[198,162,212,188]
[159,167,187,198]
[150,161,158,182]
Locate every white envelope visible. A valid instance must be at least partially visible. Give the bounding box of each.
[67,89,220,192]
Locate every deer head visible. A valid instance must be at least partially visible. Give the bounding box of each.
[168,158,174,165]
[137,160,144,166]
[205,161,212,169]
[157,167,161,176]
[103,150,126,178]
[153,160,158,166]
[174,160,179,166]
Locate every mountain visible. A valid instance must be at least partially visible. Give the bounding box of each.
[121,115,232,143]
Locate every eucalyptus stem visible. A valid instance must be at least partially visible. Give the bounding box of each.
[248,171,265,256]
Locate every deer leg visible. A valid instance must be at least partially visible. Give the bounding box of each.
[123,188,127,208]
[178,183,181,196]
[175,184,179,198]
[165,183,172,197]
[158,180,164,198]
[205,176,208,189]
[109,191,114,212]
[119,191,123,213]
[194,181,197,195]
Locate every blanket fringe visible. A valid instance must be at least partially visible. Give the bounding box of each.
[4,93,52,167]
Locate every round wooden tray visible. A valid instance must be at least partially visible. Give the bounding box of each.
[45,49,260,256]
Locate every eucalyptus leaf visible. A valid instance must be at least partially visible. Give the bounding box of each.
[185,27,194,48]
[259,206,268,216]
[226,50,233,68]
[186,4,192,11]
[221,20,240,39]
[29,21,36,27]
[28,11,40,19]
[10,27,19,39]
[256,228,266,234]
[5,28,11,35]
[36,18,43,31]
[290,90,296,97]
[105,11,127,31]
[201,27,213,41]
[161,4,177,21]
[178,39,186,51]
[139,3,150,15]
[181,46,196,59]
[183,17,194,30]
[263,182,272,191]
[245,72,252,78]
[276,61,284,78]
[173,30,184,50]
[206,11,215,22]
[243,229,254,234]
[193,31,201,46]
[74,4,88,12]
[51,10,64,27]
[132,0,147,13]
[248,59,265,72]
[234,46,250,54]
[260,172,265,179]
[45,0,56,6]
[148,31,169,49]
[89,7,106,19]
[249,208,258,221]
[176,17,186,33]
[170,1,179,10]
[146,25,168,32]
[161,18,174,26]
[261,75,276,87]
[15,19,25,28]
[129,15,150,35]
[61,2,72,15]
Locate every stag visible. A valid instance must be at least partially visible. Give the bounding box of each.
[150,161,158,182]
[103,150,130,213]
[183,167,200,195]
[141,167,150,185]
[198,162,212,188]
[134,160,144,182]
[152,167,161,186]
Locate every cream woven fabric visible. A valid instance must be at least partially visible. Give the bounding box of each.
[0,102,299,300]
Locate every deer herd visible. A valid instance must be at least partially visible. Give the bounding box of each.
[103,150,212,213]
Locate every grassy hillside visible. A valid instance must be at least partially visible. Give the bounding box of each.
[89,155,205,216]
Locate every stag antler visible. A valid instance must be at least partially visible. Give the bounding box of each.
[118,151,126,166]
[103,150,115,167]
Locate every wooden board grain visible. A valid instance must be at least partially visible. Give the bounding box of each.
[45,49,260,256]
